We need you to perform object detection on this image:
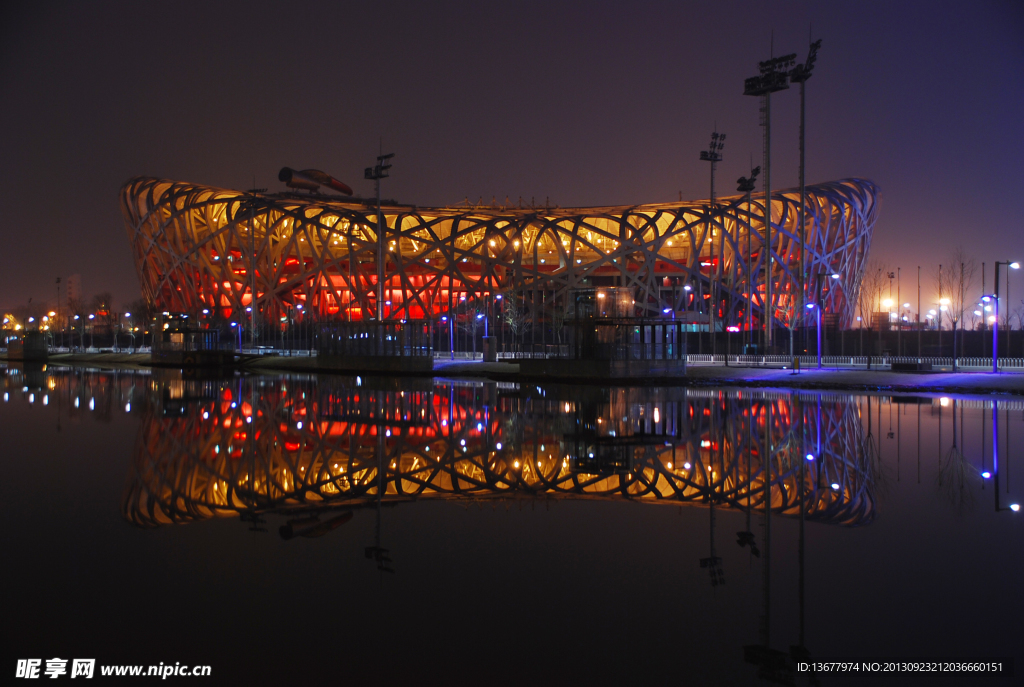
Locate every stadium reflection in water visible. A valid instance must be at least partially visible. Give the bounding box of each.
[119,374,876,532]
[6,365,1022,683]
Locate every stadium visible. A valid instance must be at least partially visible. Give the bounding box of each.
[120,175,878,334]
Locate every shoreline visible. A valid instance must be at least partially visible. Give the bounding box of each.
[4,352,1024,396]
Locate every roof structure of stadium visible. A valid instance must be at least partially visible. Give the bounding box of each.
[121,176,878,330]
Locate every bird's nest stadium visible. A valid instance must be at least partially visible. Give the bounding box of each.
[121,176,878,332]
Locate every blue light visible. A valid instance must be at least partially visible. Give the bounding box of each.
[982,471,992,479]
[441,316,448,322]
[806,453,815,461]
[806,303,815,309]
[1011,504,1021,512]
[830,482,840,490]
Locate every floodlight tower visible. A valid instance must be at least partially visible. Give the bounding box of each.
[700,131,726,352]
[737,166,761,350]
[365,151,395,319]
[789,38,822,357]
[745,50,796,350]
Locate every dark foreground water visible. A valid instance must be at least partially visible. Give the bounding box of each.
[2,365,1022,686]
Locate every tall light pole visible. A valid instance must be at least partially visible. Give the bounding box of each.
[991,261,1020,372]
[365,151,394,320]
[745,50,796,351]
[239,187,266,348]
[737,166,761,351]
[700,131,725,354]
[789,38,821,360]
[896,267,901,355]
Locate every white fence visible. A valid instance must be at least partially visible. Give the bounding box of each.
[684,354,1024,370]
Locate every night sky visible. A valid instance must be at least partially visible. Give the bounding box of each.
[1,0,1022,312]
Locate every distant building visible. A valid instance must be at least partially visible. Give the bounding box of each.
[121,176,879,331]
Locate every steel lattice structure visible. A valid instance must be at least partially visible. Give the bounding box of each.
[122,378,876,529]
[121,177,878,330]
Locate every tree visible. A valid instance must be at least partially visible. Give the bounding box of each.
[498,289,530,352]
[858,260,889,327]
[933,247,977,332]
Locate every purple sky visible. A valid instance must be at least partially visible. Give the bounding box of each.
[1,0,1022,313]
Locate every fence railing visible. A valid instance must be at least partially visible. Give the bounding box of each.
[319,321,433,358]
[684,354,1024,370]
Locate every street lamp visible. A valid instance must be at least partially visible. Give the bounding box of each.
[806,302,820,368]
[700,131,725,355]
[124,312,134,350]
[808,273,839,369]
[992,261,1020,372]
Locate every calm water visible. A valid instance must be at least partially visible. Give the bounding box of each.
[2,364,1022,685]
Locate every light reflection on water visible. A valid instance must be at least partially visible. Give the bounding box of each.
[5,365,1018,525]
[3,363,1022,684]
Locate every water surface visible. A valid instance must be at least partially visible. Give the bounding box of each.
[2,365,1021,685]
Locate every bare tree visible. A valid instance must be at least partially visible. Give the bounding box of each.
[966,307,983,331]
[934,247,977,332]
[498,289,530,352]
[1011,300,1024,331]
[937,401,974,515]
[858,260,889,327]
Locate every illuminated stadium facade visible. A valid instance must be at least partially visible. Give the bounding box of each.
[121,176,878,331]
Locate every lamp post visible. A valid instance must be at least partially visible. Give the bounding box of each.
[744,50,796,351]
[736,166,760,352]
[365,151,394,321]
[805,302,820,368]
[991,261,1020,372]
[700,131,725,356]
[809,273,840,368]
[789,38,822,361]
[125,313,135,350]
